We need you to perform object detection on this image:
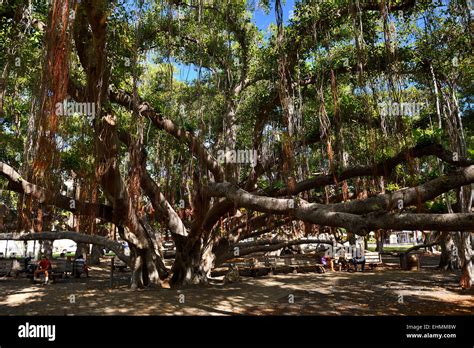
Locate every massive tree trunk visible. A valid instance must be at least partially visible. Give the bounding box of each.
[376,229,384,252]
[456,231,473,289]
[171,235,210,286]
[41,240,53,258]
[89,244,102,265]
[75,242,89,258]
[438,232,460,270]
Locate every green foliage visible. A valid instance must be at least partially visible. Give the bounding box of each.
[0,0,472,231]
[411,128,443,146]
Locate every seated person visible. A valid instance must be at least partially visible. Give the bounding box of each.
[321,255,335,272]
[23,256,32,272]
[352,255,366,272]
[33,255,52,283]
[75,254,89,277]
[62,255,74,278]
[335,256,349,271]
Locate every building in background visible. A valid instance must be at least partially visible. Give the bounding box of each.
[0,239,78,258]
[385,230,424,245]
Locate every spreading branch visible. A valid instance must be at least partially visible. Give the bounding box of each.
[0,231,130,264]
[0,161,115,222]
[273,142,473,196]
[110,88,224,181]
[207,173,474,233]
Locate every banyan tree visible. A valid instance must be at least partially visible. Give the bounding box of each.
[0,0,472,289]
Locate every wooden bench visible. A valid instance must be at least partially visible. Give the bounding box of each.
[364,251,382,269]
[50,259,69,281]
[333,251,382,271]
[30,259,85,283]
[113,258,127,271]
[221,255,325,276]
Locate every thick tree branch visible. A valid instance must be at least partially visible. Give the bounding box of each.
[109,88,224,181]
[273,142,473,196]
[0,161,115,222]
[207,181,474,233]
[0,231,130,264]
[330,166,474,214]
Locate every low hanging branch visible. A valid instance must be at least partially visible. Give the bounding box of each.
[403,241,441,254]
[0,161,115,222]
[329,165,474,214]
[206,164,474,233]
[0,231,130,265]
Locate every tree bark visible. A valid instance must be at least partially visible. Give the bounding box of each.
[438,232,460,270]
[171,235,210,286]
[456,231,473,289]
[75,243,89,259]
[89,244,102,265]
[376,229,384,252]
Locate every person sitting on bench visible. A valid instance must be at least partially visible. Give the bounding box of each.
[34,255,52,284]
[23,255,32,272]
[58,253,71,278]
[321,255,335,272]
[336,256,349,271]
[76,254,89,277]
[352,255,366,272]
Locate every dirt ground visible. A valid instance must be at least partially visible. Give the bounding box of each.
[0,254,472,316]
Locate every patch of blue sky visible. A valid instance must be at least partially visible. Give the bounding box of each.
[251,0,296,34]
[144,49,201,82]
[138,0,296,82]
[170,0,297,82]
[174,61,202,82]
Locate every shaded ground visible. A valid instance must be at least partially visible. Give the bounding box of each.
[0,254,472,316]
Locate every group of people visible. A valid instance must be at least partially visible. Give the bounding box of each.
[321,254,366,272]
[33,254,89,284]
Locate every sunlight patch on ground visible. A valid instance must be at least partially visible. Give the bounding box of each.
[0,286,44,307]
